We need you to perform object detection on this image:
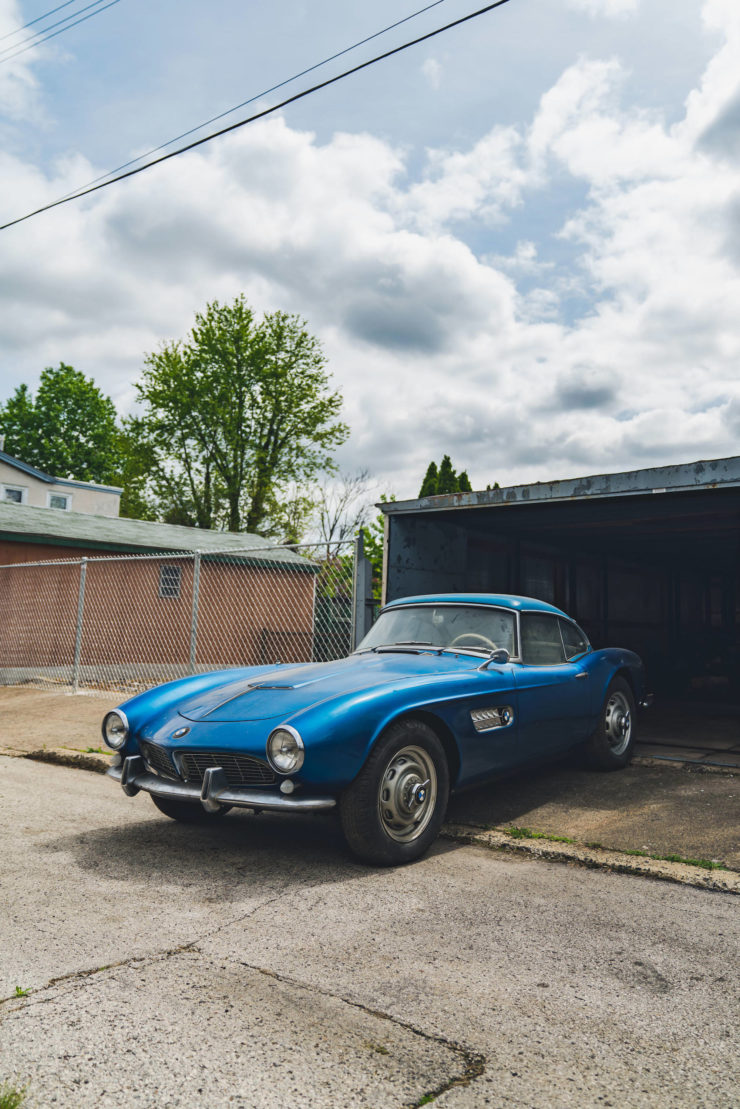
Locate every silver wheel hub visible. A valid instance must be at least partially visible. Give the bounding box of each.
[378,745,438,843]
[604,691,632,756]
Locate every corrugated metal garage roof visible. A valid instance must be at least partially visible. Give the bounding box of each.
[379,455,740,515]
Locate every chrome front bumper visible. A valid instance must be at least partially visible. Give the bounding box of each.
[108,756,336,813]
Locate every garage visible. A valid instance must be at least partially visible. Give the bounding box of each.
[380,456,740,759]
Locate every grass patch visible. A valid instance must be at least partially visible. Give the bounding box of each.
[60,745,108,755]
[0,1080,28,1109]
[505,832,728,870]
[363,1041,389,1056]
[13,987,29,998]
[651,852,726,871]
[610,847,726,870]
[503,826,575,845]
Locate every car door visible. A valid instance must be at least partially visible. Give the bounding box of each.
[455,660,520,782]
[512,612,592,759]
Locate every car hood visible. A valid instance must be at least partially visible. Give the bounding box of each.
[177,651,479,722]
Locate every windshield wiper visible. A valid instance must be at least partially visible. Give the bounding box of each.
[372,641,437,653]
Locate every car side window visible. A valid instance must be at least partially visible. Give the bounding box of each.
[559,618,590,660]
[520,613,566,665]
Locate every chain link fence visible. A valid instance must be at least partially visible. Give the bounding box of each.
[0,539,372,695]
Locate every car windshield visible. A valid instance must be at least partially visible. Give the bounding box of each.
[357,604,516,656]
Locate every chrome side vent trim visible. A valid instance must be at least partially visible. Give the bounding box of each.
[470,706,514,732]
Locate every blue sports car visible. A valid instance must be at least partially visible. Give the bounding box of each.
[103,593,650,865]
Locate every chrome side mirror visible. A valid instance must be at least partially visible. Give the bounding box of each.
[478,647,510,670]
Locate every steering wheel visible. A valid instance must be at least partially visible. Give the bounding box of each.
[448,633,497,650]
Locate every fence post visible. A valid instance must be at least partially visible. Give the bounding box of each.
[189,551,201,674]
[351,530,374,650]
[72,558,87,693]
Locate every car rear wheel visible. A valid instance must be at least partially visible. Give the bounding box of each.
[585,677,636,770]
[150,794,231,823]
[339,718,449,866]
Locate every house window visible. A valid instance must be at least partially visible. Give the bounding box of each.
[159,564,182,599]
[2,485,26,504]
[48,493,71,510]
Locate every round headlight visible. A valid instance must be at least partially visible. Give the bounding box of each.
[267,726,304,774]
[102,710,129,750]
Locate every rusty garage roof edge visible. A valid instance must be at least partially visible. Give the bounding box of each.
[378,454,740,515]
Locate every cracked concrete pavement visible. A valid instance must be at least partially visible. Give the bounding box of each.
[1,756,739,1108]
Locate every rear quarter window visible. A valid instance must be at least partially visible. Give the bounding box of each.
[559,618,590,660]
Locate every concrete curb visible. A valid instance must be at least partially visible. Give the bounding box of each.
[1,746,111,773]
[633,755,740,775]
[441,823,740,894]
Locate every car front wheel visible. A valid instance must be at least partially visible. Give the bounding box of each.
[339,718,449,866]
[585,677,637,770]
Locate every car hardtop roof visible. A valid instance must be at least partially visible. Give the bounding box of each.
[382,593,567,617]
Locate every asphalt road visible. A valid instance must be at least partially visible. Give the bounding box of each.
[1,757,738,1109]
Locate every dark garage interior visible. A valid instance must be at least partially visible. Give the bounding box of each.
[381,457,740,758]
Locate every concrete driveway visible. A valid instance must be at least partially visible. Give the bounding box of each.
[1,756,738,1108]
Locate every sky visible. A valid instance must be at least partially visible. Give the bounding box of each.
[1,0,739,499]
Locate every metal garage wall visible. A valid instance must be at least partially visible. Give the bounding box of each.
[382,458,740,702]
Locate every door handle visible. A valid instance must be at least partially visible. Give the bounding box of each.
[574,672,588,680]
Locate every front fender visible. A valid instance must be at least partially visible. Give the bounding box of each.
[290,667,516,791]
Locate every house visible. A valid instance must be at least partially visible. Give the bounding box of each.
[0,502,323,686]
[0,446,121,517]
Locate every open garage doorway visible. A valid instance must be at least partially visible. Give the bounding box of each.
[381,457,740,767]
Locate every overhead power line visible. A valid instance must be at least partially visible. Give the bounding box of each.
[0,0,120,65]
[1,0,512,232]
[58,0,452,200]
[0,0,81,43]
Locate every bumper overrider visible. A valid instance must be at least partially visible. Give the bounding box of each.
[108,756,336,813]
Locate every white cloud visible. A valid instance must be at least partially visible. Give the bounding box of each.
[566,0,640,17]
[1,1,740,498]
[421,57,442,90]
[0,0,42,118]
[402,125,527,230]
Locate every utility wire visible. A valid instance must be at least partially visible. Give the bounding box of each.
[0,0,119,64]
[0,0,81,43]
[1,0,512,231]
[56,0,451,200]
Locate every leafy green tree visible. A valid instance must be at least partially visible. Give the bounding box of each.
[135,296,349,533]
[265,484,319,546]
[419,461,438,497]
[418,455,474,497]
[117,418,159,520]
[0,363,122,484]
[436,454,457,495]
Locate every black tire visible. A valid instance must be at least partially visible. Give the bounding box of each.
[585,676,637,770]
[150,794,231,823]
[339,718,449,866]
